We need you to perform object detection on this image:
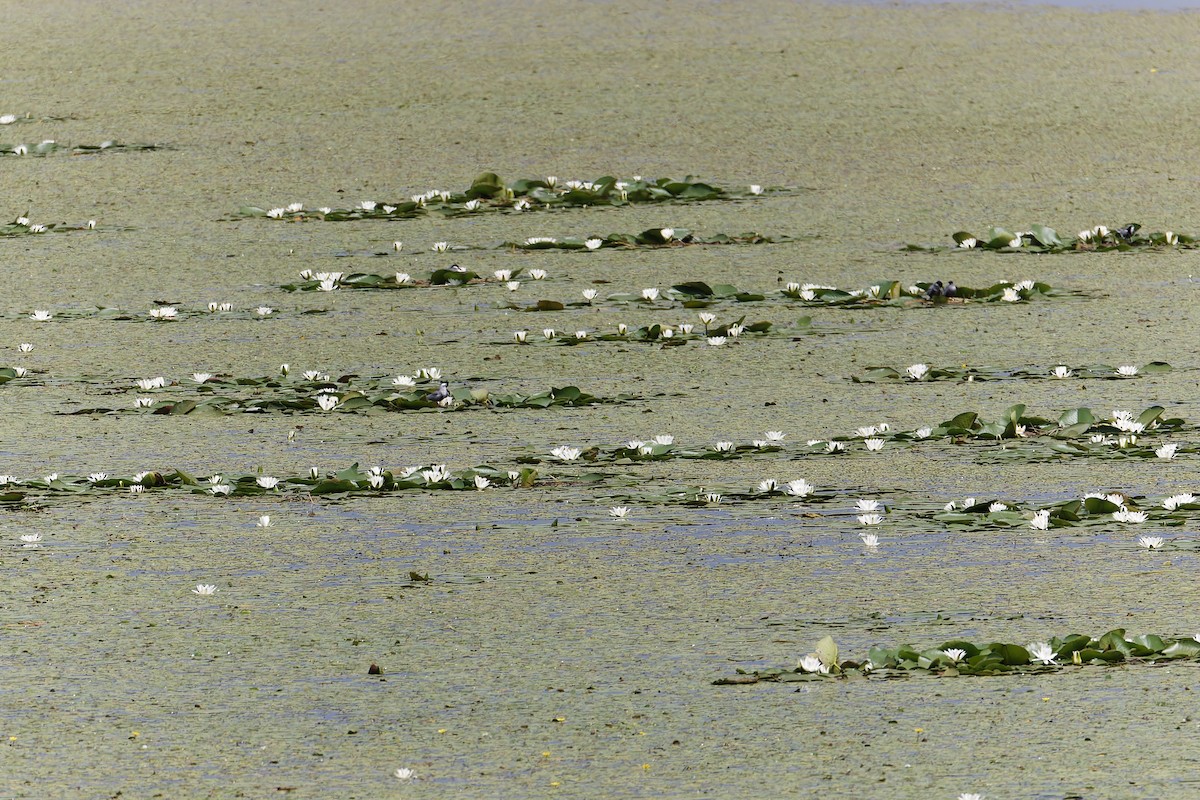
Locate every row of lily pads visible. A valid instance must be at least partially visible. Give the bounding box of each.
[0,463,544,505]
[242,172,773,222]
[2,215,99,237]
[72,383,631,416]
[1,140,166,157]
[0,304,307,322]
[719,631,1200,683]
[908,223,1191,253]
[327,230,789,262]
[853,361,1172,383]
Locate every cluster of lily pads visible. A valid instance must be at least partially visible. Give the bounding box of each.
[854,361,1172,383]
[0,140,166,157]
[934,490,1199,534]
[242,172,771,221]
[908,223,1193,253]
[0,463,546,505]
[505,315,779,346]
[67,371,632,415]
[719,631,1200,683]
[1,303,296,321]
[780,278,1075,305]
[2,214,99,237]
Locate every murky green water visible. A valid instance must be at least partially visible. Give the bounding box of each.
[4,2,1200,797]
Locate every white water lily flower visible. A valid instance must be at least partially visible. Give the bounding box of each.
[513,330,528,343]
[652,434,674,445]
[1156,443,1178,460]
[859,532,880,548]
[357,200,377,211]
[431,241,449,253]
[529,269,547,280]
[256,477,280,489]
[698,312,716,325]
[318,278,338,291]
[943,648,967,663]
[764,431,785,443]
[302,370,328,382]
[1116,365,1139,377]
[609,506,629,518]
[1001,287,1020,302]
[255,515,273,528]
[266,207,285,219]
[989,502,1008,512]
[749,184,763,195]
[1028,642,1057,665]
[582,289,598,301]
[191,372,214,384]
[1014,279,1035,291]
[316,394,339,411]
[514,199,531,210]
[1163,493,1196,510]
[573,330,588,340]
[752,440,768,449]
[857,513,883,525]
[29,310,52,321]
[905,363,929,381]
[660,228,674,241]
[464,199,481,212]
[641,288,660,301]
[392,375,416,387]
[1165,231,1178,245]
[92,473,112,483]
[210,484,232,496]
[365,474,384,489]
[757,479,778,493]
[129,484,145,494]
[134,397,154,409]
[957,237,977,249]
[855,499,881,512]
[137,377,166,391]
[20,533,42,545]
[473,475,491,491]
[505,281,520,291]
[854,426,879,438]
[542,328,556,340]
[678,323,694,335]
[1052,366,1072,378]
[493,269,512,281]
[16,343,31,353]
[1113,510,1148,523]
[0,114,16,125]
[706,336,727,346]
[704,492,722,504]
[660,328,674,339]
[524,237,556,246]
[797,654,827,674]
[436,394,453,407]
[1030,510,1051,531]
[417,367,442,381]
[193,584,218,595]
[913,426,933,439]
[551,446,582,462]
[1138,535,1165,550]
[784,479,813,497]
[826,441,846,453]
[714,441,734,452]
[394,272,412,285]
[149,306,178,319]
[395,768,416,781]
[864,438,885,451]
[726,324,745,338]
[256,306,273,317]
[585,238,603,250]
[1093,225,1109,237]
[957,794,985,800]
[1009,235,1023,248]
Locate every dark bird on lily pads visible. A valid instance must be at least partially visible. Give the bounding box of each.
[426,381,450,402]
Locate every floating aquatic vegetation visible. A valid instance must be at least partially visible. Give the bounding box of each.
[907,223,1194,253]
[852,361,1173,383]
[778,278,1077,305]
[516,435,797,466]
[718,630,1200,683]
[0,304,322,321]
[282,265,496,292]
[504,317,777,346]
[0,463,554,505]
[0,214,99,238]
[0,140,168,157]
[504,229,792,250]
[240,172,776,222]
[68,379,636,416]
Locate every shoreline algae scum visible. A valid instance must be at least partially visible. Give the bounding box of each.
[5,1,1200,798]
